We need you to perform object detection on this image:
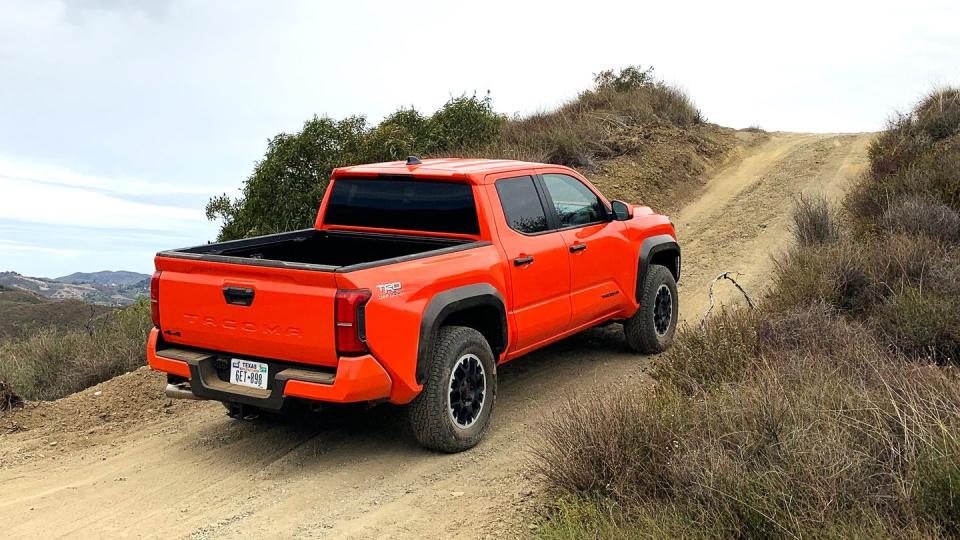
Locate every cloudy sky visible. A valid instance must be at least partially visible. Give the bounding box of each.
[1,0,958,277]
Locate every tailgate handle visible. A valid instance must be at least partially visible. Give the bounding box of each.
[223,286,255,306]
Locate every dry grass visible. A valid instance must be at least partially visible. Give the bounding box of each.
[458,77,732,212]
[789,193,839,246]
[881,194,960,243]
[454,71,707,171]
[0,300,152,401]
[0,378,23,411]
[534,87,960,538]
[847,87,960,227]
[536,308,960,537]
[768,228,960,361]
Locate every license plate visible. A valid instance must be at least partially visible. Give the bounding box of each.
[229,359,268,389]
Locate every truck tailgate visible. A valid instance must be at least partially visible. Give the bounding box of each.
[155,257,339,367]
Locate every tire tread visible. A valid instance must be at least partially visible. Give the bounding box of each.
[625,264,678,354]
[408,326,496,452]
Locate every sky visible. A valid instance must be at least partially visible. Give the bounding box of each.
[1,0,958,278]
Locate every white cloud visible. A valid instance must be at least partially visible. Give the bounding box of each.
[0,175,211,233]
[0,155,232,197]
[0,238,84,258]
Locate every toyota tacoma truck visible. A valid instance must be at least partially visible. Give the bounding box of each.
[147,157,680,452]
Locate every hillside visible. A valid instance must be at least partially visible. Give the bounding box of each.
[0,271,147,306]
[0,285,115,341]
[56,271,150,287]
[534,89,960,538]
[0,130,873,537]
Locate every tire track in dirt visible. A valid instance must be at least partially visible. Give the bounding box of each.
[0,132,873,539]
[675,132,871,320]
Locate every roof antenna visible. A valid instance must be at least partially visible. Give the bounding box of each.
[406,156,422,166]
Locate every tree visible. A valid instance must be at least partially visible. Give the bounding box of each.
[207,94,504,241]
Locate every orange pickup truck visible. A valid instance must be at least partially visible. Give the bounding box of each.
[147,158,680,452]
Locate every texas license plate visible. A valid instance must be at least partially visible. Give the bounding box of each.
[230,359,268,389]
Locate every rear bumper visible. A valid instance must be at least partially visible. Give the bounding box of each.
[146,328,392,409]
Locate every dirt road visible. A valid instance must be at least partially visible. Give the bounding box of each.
[0,132,871,539]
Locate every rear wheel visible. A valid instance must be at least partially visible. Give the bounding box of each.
[625,264,678,353]
[407,326,496,452]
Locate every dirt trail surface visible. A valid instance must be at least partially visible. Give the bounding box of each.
[0,132,871,539]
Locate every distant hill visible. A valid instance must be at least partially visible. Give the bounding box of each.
[56,270,150,287]
[0,271,149,306]
[0,285,116,340]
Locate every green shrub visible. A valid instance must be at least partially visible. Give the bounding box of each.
[205,115,371,240]
[593,65,655,93]
[362,107,431,162]
[427,93,503,150]
[0,300,152,400]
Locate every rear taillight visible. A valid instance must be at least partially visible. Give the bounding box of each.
[335,289,372,356]
[150,271,161,328]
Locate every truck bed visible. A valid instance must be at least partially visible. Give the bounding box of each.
[159,229,480,272]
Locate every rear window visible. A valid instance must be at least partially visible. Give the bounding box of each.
[324,177,480,235]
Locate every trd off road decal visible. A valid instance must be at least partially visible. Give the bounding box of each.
[376,282,402,298]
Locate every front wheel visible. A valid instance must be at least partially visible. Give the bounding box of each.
[624,264,678,354]
[407,326,497,453]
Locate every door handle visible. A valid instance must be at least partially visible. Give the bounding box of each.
[569,243,587,253]
[223,286,255,306]
[513,256,534,266]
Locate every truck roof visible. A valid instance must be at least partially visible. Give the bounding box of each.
[333,158,565,184]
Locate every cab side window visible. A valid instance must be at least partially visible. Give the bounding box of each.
[496,176,549,234]
[541,173,606,227]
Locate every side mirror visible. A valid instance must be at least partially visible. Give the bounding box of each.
[611,200,633,221]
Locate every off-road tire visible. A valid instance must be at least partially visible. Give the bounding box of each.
[407,326,496,453]
[625,264,678,354]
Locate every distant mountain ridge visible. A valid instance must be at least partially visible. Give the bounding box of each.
[55,270,150,287]
[0,270,149,306]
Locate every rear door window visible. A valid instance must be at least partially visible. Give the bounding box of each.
[495,176,550,234]
[324,177,479,235]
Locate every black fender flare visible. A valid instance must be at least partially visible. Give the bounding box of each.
[636,234,681,302]
[416,284,508,384]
